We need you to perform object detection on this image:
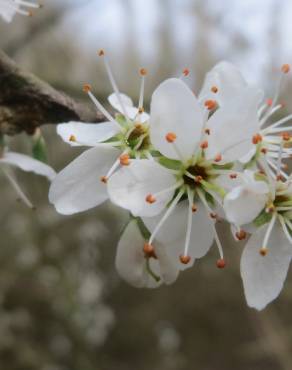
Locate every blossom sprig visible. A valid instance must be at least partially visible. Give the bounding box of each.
[49,57,292,310]
[0,0,41,23]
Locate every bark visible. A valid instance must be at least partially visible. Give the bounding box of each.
[0,50,105,135]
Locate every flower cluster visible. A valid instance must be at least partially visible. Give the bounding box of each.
[48,52,292,310]
[0,0,41,23]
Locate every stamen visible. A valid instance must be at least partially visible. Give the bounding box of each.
[137,68,147,121]
[148,189,184,245]
[192,204,197,212]
[281,64,290,74]
[149,181,183,201]
[252,133,262,145]
[214,153,222,162]
[279,216,292,244]
[182,68,190,77]
[211,86,218,93]
[179,255,191,264]
[197,189,224,261]
[104,155,122,180]
[205,128,210,135]
[165,132,177,143]
[15,0,41,8]
[200,140,208,149]
[180,188,194,263]
[235,229,247,240]
[100,176,108,184]
[143,243,157,258]
[204,100,217,110]
[216,259,226,269]
[259,213,277,256]
[83,84,122,131]
[145,194,156,204]
[229,173,238,179]
[119,153,130,166]
[98,50,130,120]
[69,135,76,142]
[262,114,292,134]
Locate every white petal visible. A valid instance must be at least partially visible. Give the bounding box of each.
[205,87,263,163]
[143,200,214,270]
[115,219,162,288]
[241,221,292,310]
[49,146,120,215]
[108,92,133,111]
[199,61,247,107]
[56,121,119,147]
[108,93,149,122]
[150,78,204,161]
[224,186,267,226]
[0,152,56,181]
[154,242,179,284]
[108,160,177,217]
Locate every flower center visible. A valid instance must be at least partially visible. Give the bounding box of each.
[183,164,208,188]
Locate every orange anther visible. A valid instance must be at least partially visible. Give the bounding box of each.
[179,255,191,264]
[69,135,76,142]
[210,212,217,219]
[211,86,218,93]
[139,68,147,76]
[138,107,144,114]
[235,230,246,241]
[281,64,290,74]
[260,147,267,154]
[259,247,268,256]
[192,204,197,212]
[83,84,91,93]
[252,133,262,145]
[229,173,237,179]
[282,132,290,141]
[216,258,226,269]
[266,98,273,106]
[166,132,177,143]
[100,176,108,184]
[182,68,190,76]
[119,153,130,166]
[200,140,208,149]
[143,243,157,259]
[98,49,105,56]
[214,153,222,162]
[195,175,203,183]
[204,99,217,110]
[276,174,285,181]
[205,128,210,135]
[145,194,156,204]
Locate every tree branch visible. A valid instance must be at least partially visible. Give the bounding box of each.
[0,50,105,135]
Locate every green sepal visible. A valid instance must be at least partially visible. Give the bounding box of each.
[115,113,128,128]
[253,209,272,227]
[158,157,182,170]
[212,162,234,170]
[32,136,47,163]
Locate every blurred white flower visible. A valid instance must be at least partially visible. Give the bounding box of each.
[0,0,41,23]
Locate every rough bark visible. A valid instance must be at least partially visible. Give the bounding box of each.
[0,50,105,135]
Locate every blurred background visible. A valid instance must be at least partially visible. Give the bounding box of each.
[1,0,292,369]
